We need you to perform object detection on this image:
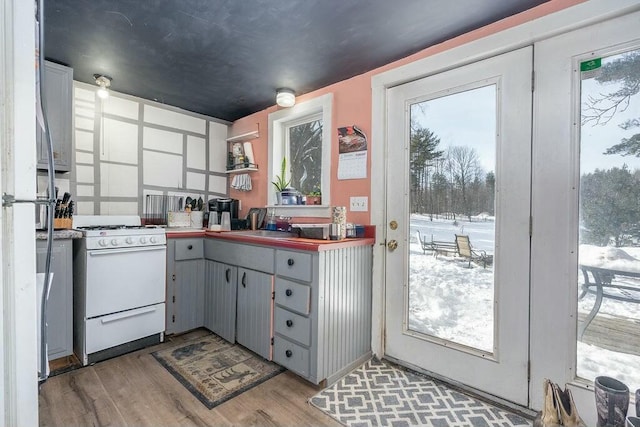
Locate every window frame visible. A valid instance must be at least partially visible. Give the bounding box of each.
[268,93,332,217]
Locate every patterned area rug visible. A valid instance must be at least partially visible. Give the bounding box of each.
[309,358,532,427]
[152,333,283,409]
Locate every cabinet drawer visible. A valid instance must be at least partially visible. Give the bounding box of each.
[86,303,165,354]
[274,306,311,346]
[275,278,310,315]
[273,336,310,378]
[276,250,312,282]
[174,238,203,260]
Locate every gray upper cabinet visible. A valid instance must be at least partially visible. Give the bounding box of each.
[37,61,73,172]
[36,239,73,360]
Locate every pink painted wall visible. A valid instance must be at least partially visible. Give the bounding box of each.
[230,0,585,224]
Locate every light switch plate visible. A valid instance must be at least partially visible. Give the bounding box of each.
[350,196,368,212]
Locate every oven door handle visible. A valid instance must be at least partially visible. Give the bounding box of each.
[88,246,166,256]
[100,306,158,324]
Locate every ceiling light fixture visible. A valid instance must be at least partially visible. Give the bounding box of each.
[276,88,295,108]
[93,74,112,99]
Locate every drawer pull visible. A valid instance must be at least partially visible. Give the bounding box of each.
[225,268,230,282]
[285,289,293,297]
[286,319,293,327]
[187,244,193,250]
[287,258,295,266]
[242,271,247,288]
[285,349,293,358]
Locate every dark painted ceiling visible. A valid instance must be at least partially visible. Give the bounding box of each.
[44,0,549,122]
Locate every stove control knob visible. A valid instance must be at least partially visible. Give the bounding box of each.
[125,237,134,245]
[111,239,119,246]
[150,236,157,244]
[140,237,147,244]
[98,239,108,247]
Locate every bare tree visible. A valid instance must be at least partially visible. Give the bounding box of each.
[446,146,483,220]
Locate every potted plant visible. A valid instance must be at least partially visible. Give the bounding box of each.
[272,157,291,205]
[306,188,322,205]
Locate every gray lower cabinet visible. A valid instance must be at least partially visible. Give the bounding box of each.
[204,238,275,359]
[37,60,73,172]
[166,238,204,334]
[36,239,73,359]
[203,260,237,343]
[236,267,274,360]
[272,246,373,385]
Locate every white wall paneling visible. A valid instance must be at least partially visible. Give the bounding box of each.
[72,81,230,216]
[186,135,206,170]
[100,163,138,197]
[75,86,95,102]
[186,171,206,191]
[102,118,138,163]
[142,126,183,154]
[75,130,93,151]
[75,165,94,184]
[75,116,94,131]
[143,150,183,188]
[75,151,93,164]
[75,184,94,197]
[76,201,94,215]
[209,175,227,195]
[103,96,139,120]
[100,202,139,215]
[144,104,206,134]
[209,121,228,173]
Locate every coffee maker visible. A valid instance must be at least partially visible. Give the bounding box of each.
[208,198,239,227]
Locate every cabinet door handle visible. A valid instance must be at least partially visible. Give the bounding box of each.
[285,289,293,297]
[242,272,246,288]
[187,244,193,250]
[285,350,292,358]
[225,268,230,282]
[286,319,293,327]
[287,258,295,266]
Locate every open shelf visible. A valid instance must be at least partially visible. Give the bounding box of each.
[225,166,258,174]
[226,130,259,143]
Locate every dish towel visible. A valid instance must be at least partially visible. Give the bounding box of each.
[231,173,252,191]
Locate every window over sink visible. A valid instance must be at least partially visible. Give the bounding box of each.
[268,93,332,217]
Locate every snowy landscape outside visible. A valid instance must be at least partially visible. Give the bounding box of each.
[408,214,640,393]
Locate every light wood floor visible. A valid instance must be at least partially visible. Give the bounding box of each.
[39,329,342,427]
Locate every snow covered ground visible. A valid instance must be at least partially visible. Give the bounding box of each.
[408,214,640,392]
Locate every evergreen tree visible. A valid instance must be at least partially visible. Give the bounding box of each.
[580,165,640,246]
[409,127,443,213]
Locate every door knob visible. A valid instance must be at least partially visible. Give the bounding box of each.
[387,239,398,251]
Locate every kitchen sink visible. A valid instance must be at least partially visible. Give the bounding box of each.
[225,230,299,239]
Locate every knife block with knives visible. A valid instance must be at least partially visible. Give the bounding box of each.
[53,191,74,229]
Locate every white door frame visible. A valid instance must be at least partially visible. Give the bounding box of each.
[384,46,533,405]
[1,0,39,425]
[531,10,640,423]
[371,0,640,417]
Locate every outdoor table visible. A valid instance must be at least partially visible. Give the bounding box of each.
[578,264,640,339]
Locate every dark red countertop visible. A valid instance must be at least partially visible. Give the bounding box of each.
[165,227,375,252]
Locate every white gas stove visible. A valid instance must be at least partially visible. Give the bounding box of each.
[72,215,166,365]
[73,215,166,249]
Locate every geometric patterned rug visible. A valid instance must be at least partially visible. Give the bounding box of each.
[309,358,532,427]
[152,333,283,409]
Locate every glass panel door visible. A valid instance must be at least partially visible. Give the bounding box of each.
[385,46,532,405]
[577,47,640,392]
[408,85,496,353]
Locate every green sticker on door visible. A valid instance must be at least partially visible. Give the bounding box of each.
[580,58,602,79]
